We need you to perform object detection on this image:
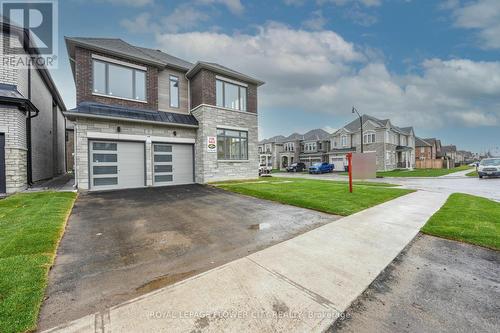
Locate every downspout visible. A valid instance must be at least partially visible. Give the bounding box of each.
[26,63,39,186]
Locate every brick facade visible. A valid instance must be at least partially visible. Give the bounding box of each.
[75,47,159,110]
[190,69,258,114]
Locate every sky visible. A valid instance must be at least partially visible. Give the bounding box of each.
[48,0,500,153]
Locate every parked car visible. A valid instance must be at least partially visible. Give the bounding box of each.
[477,158,500,178]
[286,162,306,172]
[309,162,334,174]
[259,163,272,176]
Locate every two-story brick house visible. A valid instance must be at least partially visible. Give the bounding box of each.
[329,115,415,171]
[298,129,331,168]
[415,137,434,160]
[64,37,264,191]
[0,19,66,195]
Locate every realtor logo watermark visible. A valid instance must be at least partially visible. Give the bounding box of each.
[1,0,58,68]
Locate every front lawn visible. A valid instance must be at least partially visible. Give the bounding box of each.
[421,193,499,250]
[466,170,478,177]
[0,191,76,333]
[376,165,472,178]
[215,178,413,216]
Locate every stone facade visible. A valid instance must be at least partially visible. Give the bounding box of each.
[0,107,27,193]
[192,105,258,183]
[74,118,196,190]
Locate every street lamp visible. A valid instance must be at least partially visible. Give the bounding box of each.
[352,106,363,153]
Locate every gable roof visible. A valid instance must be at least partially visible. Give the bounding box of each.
[415,137,431,147]
[259,135,286,144]
[303,128,330,141]
[339,114,413,135]
[186,61,265,86]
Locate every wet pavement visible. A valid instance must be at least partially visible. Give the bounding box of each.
[38,184,338,331]
[329,234,500,333]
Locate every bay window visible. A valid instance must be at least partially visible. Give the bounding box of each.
[93,59,146,101]
[217,129,248,160]
[216,79,247,111]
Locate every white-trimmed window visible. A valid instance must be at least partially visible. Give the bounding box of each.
[363,132,376,144]
[169,75,179,108]
[341,135,347,147]
[216,79,247,111]
[93,59,146,101]
[217,128,248,160]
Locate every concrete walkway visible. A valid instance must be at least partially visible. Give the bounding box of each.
[43,191,448,333]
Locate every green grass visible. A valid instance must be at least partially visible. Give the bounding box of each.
[0,191,77,333]
[215,177,413,216]
[339,165,473,177]
[421,193,500,250]
[466,170,478,177]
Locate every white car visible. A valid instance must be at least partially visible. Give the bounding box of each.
[259,163,272,176]
[477,158,500,178]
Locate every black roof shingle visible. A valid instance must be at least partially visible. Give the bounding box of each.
[66,102,198,127]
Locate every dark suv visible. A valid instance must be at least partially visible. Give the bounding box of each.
[286,162,306,172]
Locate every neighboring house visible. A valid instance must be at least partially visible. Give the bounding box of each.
[442,145,457,166]
[415,137,434,160]
[329,115,415,171]
[258,135,285,169]
[268,129,331,170]
[422,138,442,159]
[0,19,66,195]
[64,37,264,191]
[298,129,331,167]
[279,132,303,169]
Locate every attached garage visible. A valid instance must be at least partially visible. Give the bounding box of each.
[89,140,194,191]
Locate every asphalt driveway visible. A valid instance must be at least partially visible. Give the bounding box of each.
[38,184,338,331]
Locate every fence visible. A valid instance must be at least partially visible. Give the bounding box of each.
[415,159,445,169]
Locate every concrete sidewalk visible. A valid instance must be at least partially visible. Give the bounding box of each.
[43,191,448,333]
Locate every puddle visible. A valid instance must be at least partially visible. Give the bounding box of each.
[150,231,192,250]
[249,223,271,230]
[135,270,197,293]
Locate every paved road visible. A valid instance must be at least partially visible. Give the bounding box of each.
[329,235,500,333]
[274,171,500,201]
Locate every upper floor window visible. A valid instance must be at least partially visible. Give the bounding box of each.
[169,75,179,108]
[363,132,376,144]
[216,79,247,111]
[93,59,146,102]
[341,135,347,147]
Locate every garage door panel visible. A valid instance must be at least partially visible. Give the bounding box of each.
[153,143,193,187]
[90,140,145,190]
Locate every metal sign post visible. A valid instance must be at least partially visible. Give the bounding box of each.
[347,153,353,193]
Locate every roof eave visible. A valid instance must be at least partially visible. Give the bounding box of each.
[65,37,166,68]
[64,111,199,129]
[186,62,265,86]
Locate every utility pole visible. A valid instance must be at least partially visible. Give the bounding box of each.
[352,106,363,153]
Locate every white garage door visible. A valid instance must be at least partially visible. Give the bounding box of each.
[153,143,194,186]
[90,141,145,190]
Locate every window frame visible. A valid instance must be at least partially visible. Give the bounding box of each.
[169,75,180,108]
[341,135,347,147]
[92,59,147,102]
[217,128,249,161]
[363,132,376,144]
[216,78,248,111]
